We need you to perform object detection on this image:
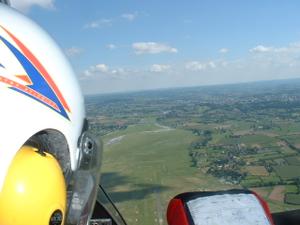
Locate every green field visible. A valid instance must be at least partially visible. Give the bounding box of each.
[101,123,235,225]
[100,122,300,224]
[285,193,300,205]
[273,165,300,180]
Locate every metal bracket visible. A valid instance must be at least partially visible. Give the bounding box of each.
[89,218,112,225]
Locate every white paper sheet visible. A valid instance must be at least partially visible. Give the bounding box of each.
[187,193,271,225]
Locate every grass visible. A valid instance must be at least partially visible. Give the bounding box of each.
[285,157,300,165]
[101,123,235,225]
[246,166,269,176]
[273,165,300,180]
[285,193,300,205]
[215,134,277,147]
[283,134,300,147]
[277,122,300,134]
[100,122,300,222]
[241,178,262,187]
[285,185,298,193]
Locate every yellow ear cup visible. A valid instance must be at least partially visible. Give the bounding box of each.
[0,145,66,225]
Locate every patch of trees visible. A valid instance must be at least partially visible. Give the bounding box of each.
[281,138,298,151]
[192,129,212,136]
[189,129,212,150]
[208,168,246,184]
[90,123,128,136]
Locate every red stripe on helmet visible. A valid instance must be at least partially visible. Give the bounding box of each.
[0,25,71,113]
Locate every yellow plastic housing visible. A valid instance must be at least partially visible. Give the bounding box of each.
[0,146,66,225]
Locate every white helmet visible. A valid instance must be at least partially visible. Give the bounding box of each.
[0,3,101,225]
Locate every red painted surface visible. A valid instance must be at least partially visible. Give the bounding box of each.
[167,198,190,225]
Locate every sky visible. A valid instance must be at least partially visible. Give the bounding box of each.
[8,0,300,94]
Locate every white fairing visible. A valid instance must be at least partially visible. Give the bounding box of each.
[0,4,85,190]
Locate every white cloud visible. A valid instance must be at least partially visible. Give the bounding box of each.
[208,61,216,68]
[248,43,300,66]
[250,45,273,53]
[111,68,124,74]
[185,61,216,71]
[248,44,300,54]
[150,64,171,73]
[121,13,137,21]
[80,41,300,94]
[219,48,229,54]
[65,47,83,57]
[10,0,55,12]
[95,64,109,73]
[247,43,300,71]
[84,19,112,29]
[83,64,133,80]
[83,64,109,77]
[106,44,117,50]
[132,42,178,54]
[185,61,206,71]
[82,63,173,82]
